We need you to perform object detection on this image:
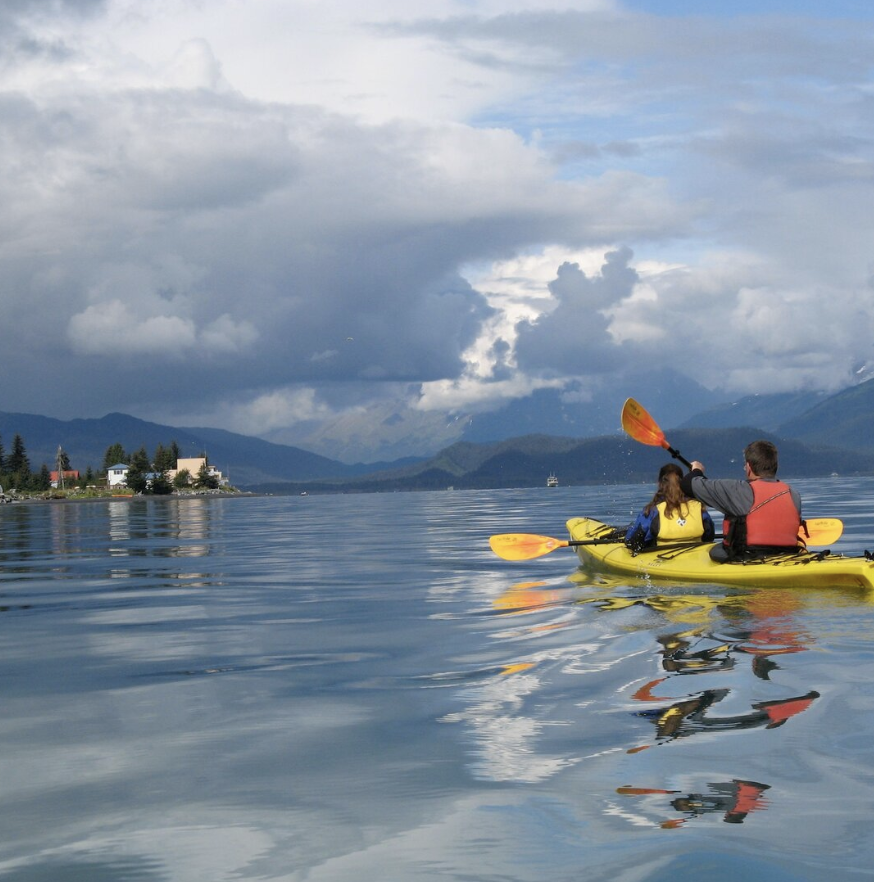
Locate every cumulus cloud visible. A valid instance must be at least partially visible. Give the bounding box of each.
[606,257,874,393]
[67,300,258,357]
[67,300,196,356]
[237,388,335,434]
[514,246,637,376]
[163,38,227,91]
[199,314,259,353]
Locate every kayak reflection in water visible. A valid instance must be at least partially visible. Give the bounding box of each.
[649,620,807,681]
[619,590,817,750]
[617,779,771,827]
[630,625,818,750]
[656,632,736,675]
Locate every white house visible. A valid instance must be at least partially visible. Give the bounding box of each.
[107,463,129,487]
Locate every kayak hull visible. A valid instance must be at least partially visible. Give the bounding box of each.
[567,517,874,589]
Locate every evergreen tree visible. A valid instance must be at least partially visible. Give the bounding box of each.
[36,464,51,491]
[125,446,151,494]
[58,448,72,471]
[195,461,219,490]
[150,472,173,495]
[8,435,30,478]
[170,440,181,465]
[153,443,176,472]
[0,434,5,474]
[150,443,175,494]
[102,443,128,471]
[173,468,192,489]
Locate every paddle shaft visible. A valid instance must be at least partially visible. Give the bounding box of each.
[665,444,693,470]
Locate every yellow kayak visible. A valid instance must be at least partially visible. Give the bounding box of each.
[567,517,874,589]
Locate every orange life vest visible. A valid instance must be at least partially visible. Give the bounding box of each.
[723,479,800,552]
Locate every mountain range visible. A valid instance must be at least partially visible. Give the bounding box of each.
[1,374,872,491]
[263,368,733,462]
[0,411,397,487]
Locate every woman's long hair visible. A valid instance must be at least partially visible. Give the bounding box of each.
[643,463,689,519]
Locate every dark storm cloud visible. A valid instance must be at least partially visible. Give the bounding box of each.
[0,84,512,416]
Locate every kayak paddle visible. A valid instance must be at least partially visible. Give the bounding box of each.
[799,517,843,546]
[620,397,844,547]
[489,532,621,561]
[490,517,843,561]
[621,398,693,469]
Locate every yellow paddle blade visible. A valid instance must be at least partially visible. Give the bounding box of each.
[489,533,569,560]
[621,398,667,449]
[622,398,694,469]
[801,517,843,546]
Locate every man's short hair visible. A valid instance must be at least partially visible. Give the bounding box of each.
[744,440,779,477]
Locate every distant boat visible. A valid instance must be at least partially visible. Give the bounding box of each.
[546,473,558,488]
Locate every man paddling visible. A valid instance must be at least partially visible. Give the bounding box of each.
[680,440,802,562]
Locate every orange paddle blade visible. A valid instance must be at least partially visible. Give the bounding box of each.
[801,517,843,546]
[621,398,668,449]
[489,533,569,561]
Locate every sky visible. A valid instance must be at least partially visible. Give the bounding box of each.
[2,0,874,437]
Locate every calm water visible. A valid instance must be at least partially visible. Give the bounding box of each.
[2,479,874,881]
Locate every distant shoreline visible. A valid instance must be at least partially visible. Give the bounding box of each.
[2,491,260,505]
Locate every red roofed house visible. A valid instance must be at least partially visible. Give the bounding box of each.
[50,470,80,489]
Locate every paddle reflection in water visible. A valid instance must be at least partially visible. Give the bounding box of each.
[608,590,820,754]
[629,685,819,748]
[617,779,771,828]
